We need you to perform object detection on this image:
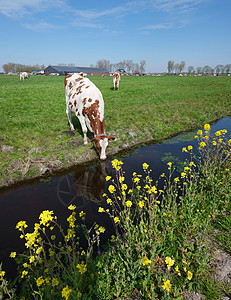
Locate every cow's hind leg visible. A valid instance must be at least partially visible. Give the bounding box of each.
[66,106,75,131]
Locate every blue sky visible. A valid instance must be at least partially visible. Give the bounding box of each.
[0,0,230,72]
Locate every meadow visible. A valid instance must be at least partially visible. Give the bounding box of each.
[0,74,230,187]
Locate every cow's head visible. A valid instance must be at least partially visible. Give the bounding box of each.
[91,135,115,160]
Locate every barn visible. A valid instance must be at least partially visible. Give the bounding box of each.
[44,65,109,76]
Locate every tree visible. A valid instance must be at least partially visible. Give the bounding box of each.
[174,63,179,74]
[139,60,146,73]
[196,67,202,74]
[225,64,231,75]
[167,60,174,74]
[179,61,186,74]
[188,66,194,75]
[96,59,111,70]
[215,65,224,75]
[203,65,212,75]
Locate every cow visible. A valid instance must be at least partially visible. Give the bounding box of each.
[64,73,115,160]
[20,72,29,81]
[113,70,121,90]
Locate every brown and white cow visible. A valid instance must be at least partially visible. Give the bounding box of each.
[64,73,115,160]
[20,72,29,81]
[113,70,121,90]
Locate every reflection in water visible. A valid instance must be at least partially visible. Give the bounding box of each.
[0,117,231,278]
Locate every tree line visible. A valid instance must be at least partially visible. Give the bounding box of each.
[167,60,231,75]
[2,62,46,74]
[91,59,146,73]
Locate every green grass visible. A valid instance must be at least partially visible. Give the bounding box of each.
[0,74,231,187]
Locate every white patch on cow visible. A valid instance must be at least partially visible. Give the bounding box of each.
[99,138,108,160]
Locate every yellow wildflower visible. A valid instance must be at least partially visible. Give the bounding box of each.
[199,141,206,148]
[138,201,144,208]
[125,200,132,207]
[142,163,149,170]
[16,220,28,231]
[10,252,16,258]
[0,271,5,279]
[105,176,112,181]
[67,214,76,228]
[114,217,120,223]
[175,265,181,276]
[78,292,82,297]
[106,198,113,205]
[142,256,151,266]
[21,270,28,278]
[98,207,105,213]
[148,186,157,194]
[62,285,72,300]
[162,279,171,292]
[119,176,125,183]
[39,210,54,226]
[111,159,123,171]
[79,211,85,218]
[108,185,116,193]
[187,271,193,280]
[182,147,188,152]
[68,204,76,210]
[197,130,203,135]
[121,184,127,190]
[204,124,210,131]
[76,263,87,274]
[52,278,59,287]
[98,226,105,233]
[165,257,175,269]
[29,256,35,263]
[36,276,44,287]
[215,130,221,136]
[188,145,193,150]
[167,162,172,168]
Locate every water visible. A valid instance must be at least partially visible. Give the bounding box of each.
[0,117,231,278]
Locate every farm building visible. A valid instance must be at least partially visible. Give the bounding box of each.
[44,65,109,76]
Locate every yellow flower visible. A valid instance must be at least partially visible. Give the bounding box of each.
[67,214,76,228]
[114,217,120,223]
[77,292,82,297]
[175,265,181,276]
[121,184,127,190]
[182,147,188,152]
[204,124,210,131]
[79,211,85,218]
[29,256,35,263]
[51,235,56,240]
[16,220,28,231]
[133,177,140,184]
[52,278,59,287]
[197,130,203,135]
[62,285,72,300]
[188,145,193,150]
[21,270,28,278]
[111,159,123,171]
[81,250,86,256]
[174,177,180,183]
[10,252,16,258]
[98,226,106,233]
[148,186,157,194]
[98,207,105,213]
[68,204,76,210]
[105,176,112,181]
[76,263,87,274]
[142,256,151,266]
[106,198,113,205]
[199,141,206,148]
[108,185,116,193]
[215,130,221,136]
[0,271,6,279]
[187,271,193,280]
[125,200,132,207]
[119,176,125,183]
[165,257,175,269]
[39,210,54,226]
[138,201,144,208]
[142,163,149,170]
[167,162,172,168]
[36,276,44,287]
[162,279,171,292]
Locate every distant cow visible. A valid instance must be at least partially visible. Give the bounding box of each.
[113,70,121,90]
[20,72,29,81]
[64,73,115,160]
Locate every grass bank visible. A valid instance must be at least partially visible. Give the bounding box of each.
[1,124,230,299]
[0,75,230,188]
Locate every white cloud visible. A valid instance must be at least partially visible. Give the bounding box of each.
[139,23,172,30]
[22,21,65,32]
[0,0,65,18]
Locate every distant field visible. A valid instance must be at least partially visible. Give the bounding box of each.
[0,74,230,187]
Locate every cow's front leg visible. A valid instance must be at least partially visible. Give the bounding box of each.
[78,115,88,144]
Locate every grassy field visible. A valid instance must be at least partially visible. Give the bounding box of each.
[0,74,231,187]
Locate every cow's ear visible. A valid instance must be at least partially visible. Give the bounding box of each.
[107,136,115,141]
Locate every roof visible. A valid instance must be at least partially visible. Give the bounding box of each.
[45,65,109,73]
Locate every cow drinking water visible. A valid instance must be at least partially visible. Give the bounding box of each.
[64,73,115,160]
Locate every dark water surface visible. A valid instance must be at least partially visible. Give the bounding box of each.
[1,117,231,278]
